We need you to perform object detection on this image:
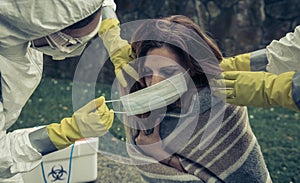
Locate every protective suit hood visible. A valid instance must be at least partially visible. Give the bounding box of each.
[0,0,103,48]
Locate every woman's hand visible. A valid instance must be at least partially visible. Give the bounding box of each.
[135,119,187,172]
[135,122,169,160]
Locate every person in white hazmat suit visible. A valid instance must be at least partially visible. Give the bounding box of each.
[0,0,122,182]
[213,25,300,112]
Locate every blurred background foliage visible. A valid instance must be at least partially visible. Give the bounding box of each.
[8,0,300,182]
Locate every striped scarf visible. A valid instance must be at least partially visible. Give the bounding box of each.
[125,88,272,183]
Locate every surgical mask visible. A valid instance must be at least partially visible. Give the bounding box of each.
[32,15,102,60]
[108,72,188,116]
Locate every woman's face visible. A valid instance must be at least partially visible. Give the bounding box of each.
[142,46,187,87]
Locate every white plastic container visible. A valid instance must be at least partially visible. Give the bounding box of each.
[22,138,99,183]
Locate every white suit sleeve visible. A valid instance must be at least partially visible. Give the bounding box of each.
[0,45,44,178]
[266,25,300,75]
[0,129,42,178]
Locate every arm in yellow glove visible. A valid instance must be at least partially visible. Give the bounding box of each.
[212,70,300,112]
[220,49,268,72]
[29,96,114,154]
[98,6,139,87]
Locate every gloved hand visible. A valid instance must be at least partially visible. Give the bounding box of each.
[46,96,114,149]
[219,53,250,71]
[98,18,139,87]
[220,49,268,72]
[102,0,117,11]
[211,71,300,111]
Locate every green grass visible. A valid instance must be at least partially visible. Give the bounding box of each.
[9,77,300,182]
[247,107,300,183]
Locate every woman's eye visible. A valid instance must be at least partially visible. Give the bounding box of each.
[142,68,152,76]
[162,69,176,77]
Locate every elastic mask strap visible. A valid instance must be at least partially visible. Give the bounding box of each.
[105,99,127,114]
[184,68,190,77]
[180,68,190,85]
[105,99,121,103]
[113,111,127,114]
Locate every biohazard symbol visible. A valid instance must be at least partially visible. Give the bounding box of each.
[47,165,68,182]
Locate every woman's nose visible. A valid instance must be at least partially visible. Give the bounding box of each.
[150,75,164,85]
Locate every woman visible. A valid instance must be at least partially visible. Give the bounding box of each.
[99,12,271,183]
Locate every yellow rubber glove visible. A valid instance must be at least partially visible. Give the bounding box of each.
[46,97,114,149]
[98,18,139,87]
[219,53,250,71]
[212,71,300,112]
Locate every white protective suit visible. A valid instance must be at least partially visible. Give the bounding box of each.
[266,25,300,74]
[0,0,107,182]
[266,25,300,110]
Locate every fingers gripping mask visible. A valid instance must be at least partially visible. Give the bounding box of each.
[119,72,188,116]
[32,15,102,60]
